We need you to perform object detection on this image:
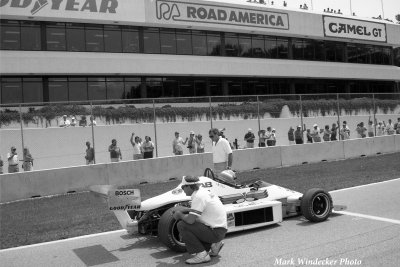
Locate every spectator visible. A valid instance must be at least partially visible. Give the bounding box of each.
[288,127,295,145]
[22,147,34,171]
[174,175,227,264]
[377,121,385,136]
[108,139,122,162]
[330,123,339,141]
[340,121,350,140]
[187,131,197,154]
[209,128,233,175]
[395,118,400,134]
[172,132,186,155]
[0,155,3,174]
[85,141,95,164]
[306,129,313,143]
[70,116,77,126]
[79,115,87,127]
[271,128,277,146]
[322,125,332,142]
[89,116,97,126]
[130,133,143,160]
[7,146,19,173]
[142,136,155,159]
[283,1,287,7]
[195,134,205,153]
[294,125,304,144]
[218,128,226,138]
[367,118,375,137]
[303,3,308,10]
[356,122,367,138]
[244,128,255,148]
[311,124,322,142]
[265,127,274,146]
[59,115,70,127]
[386,119,395,135]
[258,129,267,147]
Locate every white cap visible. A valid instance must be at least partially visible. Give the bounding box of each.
[248,128,252,132]
[190,131,195,135]
[313,124,318,127]
[181,176,200,186]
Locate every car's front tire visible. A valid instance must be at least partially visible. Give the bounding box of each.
[158,206,187,252]
[301,188,332,222]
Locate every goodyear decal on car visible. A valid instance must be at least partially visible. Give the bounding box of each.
[108,189,141,210]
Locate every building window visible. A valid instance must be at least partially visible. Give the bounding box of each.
[122,26,139,53]
[143,27,160,54]
[0,20,21,50]
[225,33,239,57]
[292,39,305,60]
[88,77,106,100]
[125,77,141,99]
[176,29,192,55]
[179,78,195,97]
[239,34,252,57]
[85,24,104,52]
[104,25,122,52]
[23,77,43,103]
[106,77,125,99]
[1,77,22,103]
[66,23,85,52]
[192,31,207,56]
[146,77,163,98]
[69,77,87,101]
[46,22,66,51]
[20,21,41,51]
[276,38,288,59]
[48,77,68,102]
[265,37,277,58]
[160,28,177,54]
[163,78,179,97]
[251,36,266,58]
[207,32,221,56]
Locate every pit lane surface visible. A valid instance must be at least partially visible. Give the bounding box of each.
[1,178,399,267]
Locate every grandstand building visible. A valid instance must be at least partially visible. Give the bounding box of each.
[0,0,399,104]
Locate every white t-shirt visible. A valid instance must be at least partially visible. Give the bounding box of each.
[133,142,141,155]
[189,188,227,229]
[7,153,19,165]
[212,137,232,163]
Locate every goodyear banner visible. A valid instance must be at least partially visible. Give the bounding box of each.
[0,0,145,23]
[153,0,289,30]
[323,16,386,43]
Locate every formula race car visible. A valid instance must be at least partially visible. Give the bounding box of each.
[90,168,345,252]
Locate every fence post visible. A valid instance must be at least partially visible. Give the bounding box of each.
[90,102,96,164]
[257,95,261,134]
[209,96,213,129]
[336,93,341,141]
[19,104,25,153]
[372,94,377,136]
[299,95,304,131]
[153,99,158,158]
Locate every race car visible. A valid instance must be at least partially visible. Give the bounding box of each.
[90,168,345,252]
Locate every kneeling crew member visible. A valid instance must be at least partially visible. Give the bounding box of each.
[173,175,227,264]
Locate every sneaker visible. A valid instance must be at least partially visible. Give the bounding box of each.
[185,251,211,264]
[209,241,224,257]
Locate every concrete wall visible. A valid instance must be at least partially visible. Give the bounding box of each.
[1,135,399,203]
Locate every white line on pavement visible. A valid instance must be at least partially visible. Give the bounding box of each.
[334,210,400,225]
[330,177,400,193]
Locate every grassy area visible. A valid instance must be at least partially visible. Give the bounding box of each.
[1,152,399,249]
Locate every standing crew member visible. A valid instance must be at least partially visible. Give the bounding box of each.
[209,128,232,175]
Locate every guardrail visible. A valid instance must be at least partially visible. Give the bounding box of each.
[1,134,399,203]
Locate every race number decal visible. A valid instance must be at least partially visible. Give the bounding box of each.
[108,189,141,210]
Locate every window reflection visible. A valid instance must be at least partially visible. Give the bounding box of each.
[104,25,122,52]
[48,77,68,102]
[66,23,85,51]
[122,26,139,53]
[47,23,66,51]
[143,27,160,54]
[192,31,207,56]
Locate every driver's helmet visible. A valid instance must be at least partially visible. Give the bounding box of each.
[218,170,236,185]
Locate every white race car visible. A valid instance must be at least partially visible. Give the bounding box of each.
[91,168,345,252]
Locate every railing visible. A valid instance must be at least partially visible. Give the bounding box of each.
[1,93,399,173]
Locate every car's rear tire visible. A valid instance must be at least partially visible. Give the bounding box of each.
[301,188,332,222]
[158,206,187,252]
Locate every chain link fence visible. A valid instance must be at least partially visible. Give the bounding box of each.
[1,93,399,173]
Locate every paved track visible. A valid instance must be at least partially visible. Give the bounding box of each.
[1,179,399,267]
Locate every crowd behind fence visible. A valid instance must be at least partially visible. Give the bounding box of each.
[1,93,399,174]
